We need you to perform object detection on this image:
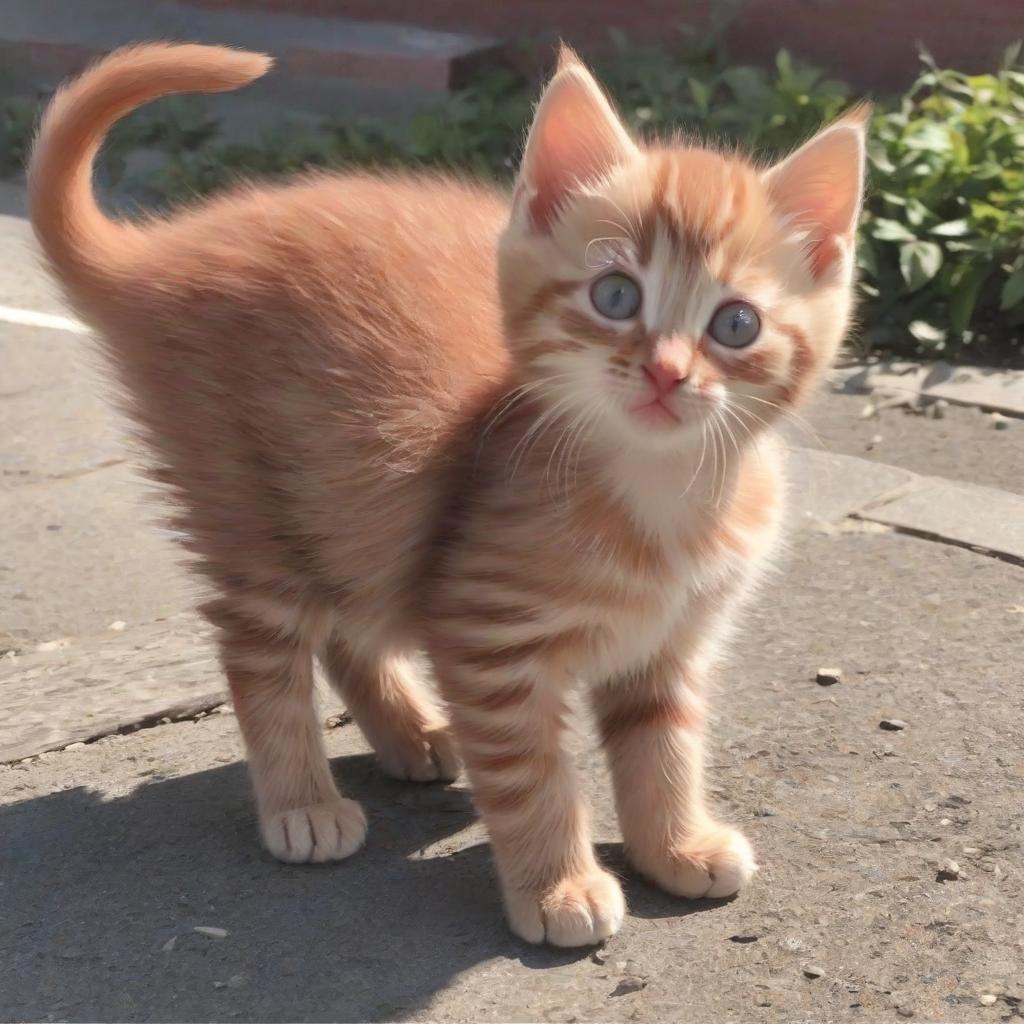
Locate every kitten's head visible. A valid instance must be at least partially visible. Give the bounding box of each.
[497,48,868,452]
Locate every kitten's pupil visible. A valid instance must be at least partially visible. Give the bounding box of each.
[709,301,760,348]
[590,272,642,320]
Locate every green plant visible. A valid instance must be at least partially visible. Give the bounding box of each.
[858,42,1024,360]
[0,96,43,176]
[2,31,1021,363]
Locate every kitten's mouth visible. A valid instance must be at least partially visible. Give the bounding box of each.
[628,396,682,427]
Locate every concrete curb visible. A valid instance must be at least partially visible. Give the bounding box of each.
[789,448,1024,564]
[0,615,223,763]
[829,360,1024,418]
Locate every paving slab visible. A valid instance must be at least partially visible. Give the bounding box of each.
[785,447,916,524]
[0,322,125,484]
[0,462,197,648]
[2,529,1021,1022]
[859,476,1024,565]
[0,213,66,315]
[0,613,221,762]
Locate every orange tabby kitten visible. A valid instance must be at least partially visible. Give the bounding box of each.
[30,43,867,946]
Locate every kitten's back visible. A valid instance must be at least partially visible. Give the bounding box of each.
[29,42,513,635]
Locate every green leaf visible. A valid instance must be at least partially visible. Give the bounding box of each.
[689,77,711,115]
[930,219,971,236]
[903,121,952,152]
[872,218,917,242]
[899,240,944,290]
[1001,269,1024,310]
[908,320,948,344]
[948,265,988,334]
[867,142,896,174]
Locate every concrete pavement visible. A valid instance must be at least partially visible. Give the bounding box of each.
[1,204,1021,1022]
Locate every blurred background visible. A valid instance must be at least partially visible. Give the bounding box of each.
[1,0,1023,360]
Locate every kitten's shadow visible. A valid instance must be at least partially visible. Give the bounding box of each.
[1,749,731,1022]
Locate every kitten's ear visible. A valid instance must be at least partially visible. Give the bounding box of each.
[763,104,870,279]
[515,45,638,232]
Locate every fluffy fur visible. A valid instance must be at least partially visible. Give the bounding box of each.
[29,43,867,946]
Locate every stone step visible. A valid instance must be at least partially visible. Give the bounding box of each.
[0,613,224,762]
[0,0,503,118]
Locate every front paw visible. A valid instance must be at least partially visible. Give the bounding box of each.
[503,867,626,947]
[633,824,756,899]
[260,799,367,863]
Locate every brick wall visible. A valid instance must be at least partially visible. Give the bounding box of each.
[185,0,1024,90]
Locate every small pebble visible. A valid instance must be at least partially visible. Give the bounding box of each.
[979,994,997,1006]
[108,620,127,631]
[729,934,759,944]
[936,860,962,882]
[896,1007,915,1018]
[591,947,609,964]
[928,399,948,419]
[194,926,228,939]
[35,638,69,652]
[803,964,825,979]
[860,401,877,419]
[161,937,176,953]
[816,667,842,686]
[879,719,907,731]
[991,413,1010,430]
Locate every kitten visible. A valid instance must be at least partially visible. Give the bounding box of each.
[29,43,867,946]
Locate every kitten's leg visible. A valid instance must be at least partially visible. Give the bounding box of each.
[213,601,367,863]
[322,638,459,783]
[433,654,624,946]
[593,648,756,899]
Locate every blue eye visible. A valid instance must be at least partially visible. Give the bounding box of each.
[590,273,642,320]
[709,301,761,348]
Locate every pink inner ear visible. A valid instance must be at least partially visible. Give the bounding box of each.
[519,69,636,232]
[767,122,864,278]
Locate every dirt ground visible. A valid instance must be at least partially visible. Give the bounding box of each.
[3,529,1021,1022]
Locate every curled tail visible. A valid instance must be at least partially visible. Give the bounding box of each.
[29,42,272,284]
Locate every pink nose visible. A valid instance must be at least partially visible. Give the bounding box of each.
[643,358,688,395]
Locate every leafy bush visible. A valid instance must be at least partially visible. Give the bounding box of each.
[0,96,44,177]
[1,32,1021,362]
[858,43,1024,360]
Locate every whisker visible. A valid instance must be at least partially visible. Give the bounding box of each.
[679,421,709,499]
[601,194,642,246]
[716,404,744,464]
[739,393,828,451]
[506,392,581,481]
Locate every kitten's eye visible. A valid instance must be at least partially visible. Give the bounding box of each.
[590,273,642,321]
[708,301,761,348]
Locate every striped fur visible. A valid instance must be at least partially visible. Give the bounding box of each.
[29,43,866,945]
